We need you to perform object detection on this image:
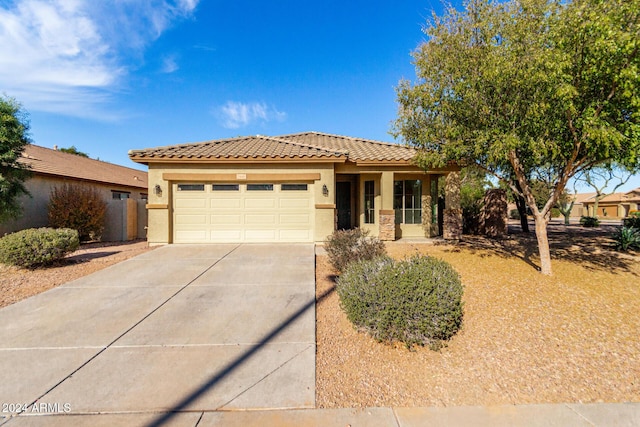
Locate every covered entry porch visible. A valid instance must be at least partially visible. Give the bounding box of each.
[333,167,461,241]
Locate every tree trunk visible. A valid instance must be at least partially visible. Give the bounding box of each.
[515,195,530,232]
[534,214,552,275]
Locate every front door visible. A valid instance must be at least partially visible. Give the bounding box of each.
[336,181,352,230]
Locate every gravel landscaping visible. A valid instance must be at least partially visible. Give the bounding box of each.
[0,240,152,309]
[2,227,638,409]
[316,224,640,408]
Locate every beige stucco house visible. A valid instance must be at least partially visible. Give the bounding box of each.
[129,132,462,245]
[581,187,640,218]
[0,145,148,241]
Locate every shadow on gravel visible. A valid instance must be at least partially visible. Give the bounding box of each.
[446,222,638,274]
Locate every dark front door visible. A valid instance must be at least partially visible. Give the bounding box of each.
[336,181,352,230]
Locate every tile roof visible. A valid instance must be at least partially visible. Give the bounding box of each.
[20,145,147,189]
[278,132,417,163]
[128,132,416,165]
[580,188,640,204]
[572,192,597,203]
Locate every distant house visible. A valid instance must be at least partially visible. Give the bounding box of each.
[579,188,640,218]
[0,145,148,241]
[569,192,596,217]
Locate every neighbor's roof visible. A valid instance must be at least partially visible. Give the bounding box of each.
[128,132,418,165]
[573,192,597,204]
[20,145,147,189]
[580,188,640,204]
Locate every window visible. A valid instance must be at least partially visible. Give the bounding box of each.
[141,193,148,200]
[281,183,308,191]
[177,184,205,191]
[394,180,422,224]
[364,180,375,224]
[247,183,273,191]
[212,184,239,191]
[112,191,130,200]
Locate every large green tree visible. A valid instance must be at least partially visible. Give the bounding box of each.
[394,0,640,275]
[0,96,31,223]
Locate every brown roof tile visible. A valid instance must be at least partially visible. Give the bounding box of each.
[278,132,416,163]
[20,145,147,189]
[129,132,415,165]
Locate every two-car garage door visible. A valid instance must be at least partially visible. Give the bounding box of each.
[173,182,314,243]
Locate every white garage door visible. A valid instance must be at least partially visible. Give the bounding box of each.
[173,182,314,243]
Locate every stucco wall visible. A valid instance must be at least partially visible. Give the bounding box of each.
[0,175,148,241]
[145,162,335,244]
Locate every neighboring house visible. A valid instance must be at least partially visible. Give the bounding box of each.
[569,192,597,218]
[581,187,640,218]
[0,144,148,241]
[129,132,462,245]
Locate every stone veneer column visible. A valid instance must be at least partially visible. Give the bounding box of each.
[379,210,396,241]
[443,171,462,240]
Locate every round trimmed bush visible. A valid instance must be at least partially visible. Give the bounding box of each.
[0,228,80,268]
[337,255,464,348]
[580,216,600,227]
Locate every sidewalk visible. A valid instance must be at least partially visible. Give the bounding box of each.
[3,402,639,426]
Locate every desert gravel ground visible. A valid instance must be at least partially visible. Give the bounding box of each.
[2,229,638,408]
[316,224,640,408]
[0,240,152,309]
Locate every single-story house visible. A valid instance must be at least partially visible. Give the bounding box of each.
[0,144,148,241]
[581,187,640,218]
[129,132,462,245]
[569,192,597,217]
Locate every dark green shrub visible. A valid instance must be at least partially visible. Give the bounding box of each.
[325,228,386,273]
[509,209,521,220]
[462,204,482,235]
[48,184,107,241]
[0,228,79,268]
[580,216,600,227]
[613,227,640,252]
[623,213,640,230]
[337,255,464,349]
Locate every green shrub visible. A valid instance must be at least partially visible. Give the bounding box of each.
[325,228,386,273]
[623,213,640,230]
[613,226,640,252]
[337,255,464,349]
[462,204,482,235]
[0,228,79,268]
[509,209,521,220]
[580,216,600,227]
[48,184,107,241]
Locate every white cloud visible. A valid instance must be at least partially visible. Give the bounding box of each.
[0,0,199,118]
[217,101,287,129]
[161,55,179,73]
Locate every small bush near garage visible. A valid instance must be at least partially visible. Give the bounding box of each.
[613,227,640,252]
[623,212,640,230]
[580,216,600,228]
[337,255,464,349]
[0,228,79,268]
[325,228,386,273]
[48,184,107,241]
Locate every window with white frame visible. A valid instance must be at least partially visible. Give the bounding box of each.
[394,180,422,224]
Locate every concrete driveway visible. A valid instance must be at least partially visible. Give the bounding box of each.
[0,244,316,425]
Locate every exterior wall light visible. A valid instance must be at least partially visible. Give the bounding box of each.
[154,184,162,196]
[322,184,329,197]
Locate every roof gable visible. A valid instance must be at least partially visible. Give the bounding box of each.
[129,132,417,165]
[20,145,147,189]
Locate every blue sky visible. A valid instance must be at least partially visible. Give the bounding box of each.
[1,0,638,192]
